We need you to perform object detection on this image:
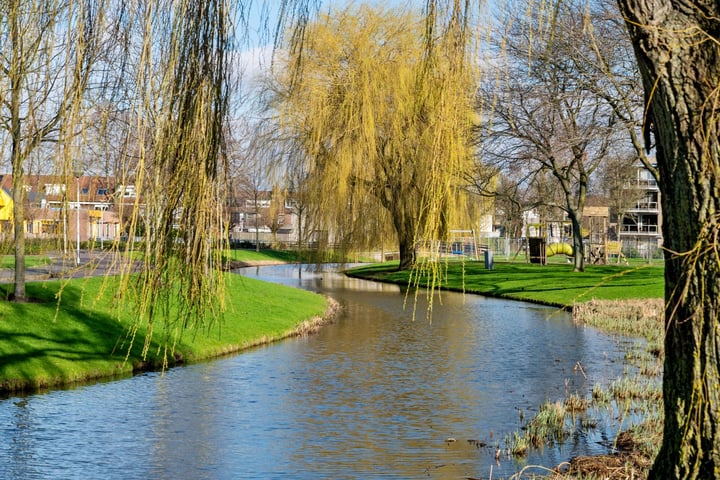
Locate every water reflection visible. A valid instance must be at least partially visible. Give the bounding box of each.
[0,264,631,479]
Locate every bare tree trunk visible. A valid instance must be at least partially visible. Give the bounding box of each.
[11,157,25,302]
[397,228,416,271]
[9,6,25,302]
[617,1,720,477]
[557,165,587,272]
[567,211,584,272]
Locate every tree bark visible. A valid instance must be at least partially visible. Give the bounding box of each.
[616,1,720,477]
[567,210,584,272]
[558,171,587,273]
[11,160,25,302]
[392,205,417,271]
[9,5,25,302]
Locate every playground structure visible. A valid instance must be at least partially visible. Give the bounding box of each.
[525,206,625,265]
[415,206,629,266]
[443,229,481,260]
[414,229,481,261]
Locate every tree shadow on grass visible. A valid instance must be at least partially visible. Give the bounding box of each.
[0,281,154,395]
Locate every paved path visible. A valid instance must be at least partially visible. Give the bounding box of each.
[0,251,131,284]
[0,252,280,285]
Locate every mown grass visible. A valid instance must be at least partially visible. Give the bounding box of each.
[224,248,299,263]
[347,260,664,307]
[0,255,53,269]
[0,273,329,394]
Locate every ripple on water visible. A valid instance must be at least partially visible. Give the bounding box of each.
[0,265,633,479]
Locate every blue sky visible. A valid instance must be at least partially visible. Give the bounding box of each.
[239,0,426,46]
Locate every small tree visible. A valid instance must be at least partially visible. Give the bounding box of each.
[0,0,101,300]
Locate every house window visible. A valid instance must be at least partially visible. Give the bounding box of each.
[245,199,271,208]
[45,184,66,195]
[41,221,58,235]
[118,185,136,197]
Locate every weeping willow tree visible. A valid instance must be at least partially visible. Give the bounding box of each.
[272,3,478,271]
[1,0,233,363]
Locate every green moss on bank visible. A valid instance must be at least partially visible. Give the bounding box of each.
[0,273,329,394]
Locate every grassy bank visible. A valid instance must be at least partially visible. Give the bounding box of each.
[223,247,362,265]
[0,272,330,395]
[224,248,299,264]
[347,260,664,308]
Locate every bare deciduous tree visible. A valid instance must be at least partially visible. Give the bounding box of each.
[0,0,102,301]
[478,0,625,271]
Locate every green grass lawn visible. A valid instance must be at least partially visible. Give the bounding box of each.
[224,248,299,263]
[223,248,359,264]
[0,273,328,394]
[347,260,664,308]
[0,255,52,269]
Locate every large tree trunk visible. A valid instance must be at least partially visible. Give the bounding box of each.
[394,212,417,271]
[617,1,720,477]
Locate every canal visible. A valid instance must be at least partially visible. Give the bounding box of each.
[0,264,631,479]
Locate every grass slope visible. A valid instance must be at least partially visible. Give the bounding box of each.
[348,261,664,307]
[224,249,299,263]
[0,273,328,394]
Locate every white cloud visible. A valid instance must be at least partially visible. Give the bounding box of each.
[235,45,274,84]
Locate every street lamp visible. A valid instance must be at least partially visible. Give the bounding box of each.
[73,165,82,266]
[99,205,104,250]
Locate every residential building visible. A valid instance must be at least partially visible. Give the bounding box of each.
[227,190,305,247]
[0,174,122,243]
[618,161,663,258]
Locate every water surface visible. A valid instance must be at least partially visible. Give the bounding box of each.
[0,264,631,479]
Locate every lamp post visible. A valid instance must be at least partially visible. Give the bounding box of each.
[63,200,67,256]
[73,166,82,266]
[99,204,104,250]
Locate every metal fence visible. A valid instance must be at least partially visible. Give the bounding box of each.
[230,233,664,263]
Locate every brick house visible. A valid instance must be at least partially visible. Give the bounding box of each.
[0,174,122,243]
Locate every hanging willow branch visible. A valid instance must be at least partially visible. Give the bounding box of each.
[117,0,231,367]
